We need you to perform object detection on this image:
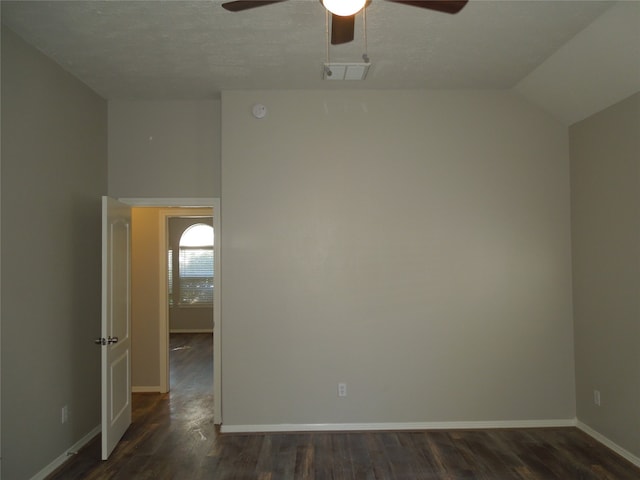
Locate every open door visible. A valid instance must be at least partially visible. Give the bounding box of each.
[100,196,132,459]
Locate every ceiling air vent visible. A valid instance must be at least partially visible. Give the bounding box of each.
[323,63,370,81]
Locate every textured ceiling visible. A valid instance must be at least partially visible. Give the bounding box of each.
[1,0,617,100]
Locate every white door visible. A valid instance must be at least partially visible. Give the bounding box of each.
[100,196,132,459]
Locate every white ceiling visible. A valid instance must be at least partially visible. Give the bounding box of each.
[1,1,638,123]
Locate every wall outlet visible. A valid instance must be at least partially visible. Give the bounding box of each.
[593,390,601,407]
[61,405,69,424]
[338,382,347,398]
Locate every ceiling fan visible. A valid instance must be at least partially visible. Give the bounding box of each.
[221,0,469,45]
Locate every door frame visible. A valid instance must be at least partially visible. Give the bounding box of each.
[120,198,222,424]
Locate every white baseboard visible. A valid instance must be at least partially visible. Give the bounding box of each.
[169,329,214,334]
[577,421,640,467]
[132,386,161,393]
[220,419,576,434]
[30,424,100,480]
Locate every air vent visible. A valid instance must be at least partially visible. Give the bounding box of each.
[323,62,370,81]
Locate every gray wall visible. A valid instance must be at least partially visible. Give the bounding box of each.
[221,90,576,427]
[570,92,640,457]
[108,100,221,198]
[1,27,107,480]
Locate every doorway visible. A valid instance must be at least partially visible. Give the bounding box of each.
[166,215,214,393]
[125,198,221,425]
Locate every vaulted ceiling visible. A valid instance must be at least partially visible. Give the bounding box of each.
[2,1,639,124]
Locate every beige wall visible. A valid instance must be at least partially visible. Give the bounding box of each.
[131,208,162,388]
[221,90,576,427]
[1,27,107,480]
[170,306,213,331]
[108,100,221,198]
[570,92,640,457]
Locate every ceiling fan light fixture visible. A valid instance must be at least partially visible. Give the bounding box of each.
[322,0,366,17]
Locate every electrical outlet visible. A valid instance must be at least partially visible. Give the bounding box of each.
[593,390,601,407]
[61,405,69,424]
[338,382,347,397]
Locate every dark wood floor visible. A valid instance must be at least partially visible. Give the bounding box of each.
[49,333,639,479]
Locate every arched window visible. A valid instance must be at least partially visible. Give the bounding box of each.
[172,223,214,305]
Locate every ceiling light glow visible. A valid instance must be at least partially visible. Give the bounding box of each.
[322,0,366,17]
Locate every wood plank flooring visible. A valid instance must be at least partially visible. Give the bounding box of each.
[48,333,639,479]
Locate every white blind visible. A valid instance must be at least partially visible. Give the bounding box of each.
[178,247,213,304]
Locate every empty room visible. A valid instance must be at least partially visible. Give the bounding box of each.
[1,1,638,479]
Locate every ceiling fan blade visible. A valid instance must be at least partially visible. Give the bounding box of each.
[331,14,355,45]
[387,0,468,14]
[222,1,287,12]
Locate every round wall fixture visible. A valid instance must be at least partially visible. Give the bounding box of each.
[252,103,267,119]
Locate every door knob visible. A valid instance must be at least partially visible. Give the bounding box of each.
[94,336,119,345]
